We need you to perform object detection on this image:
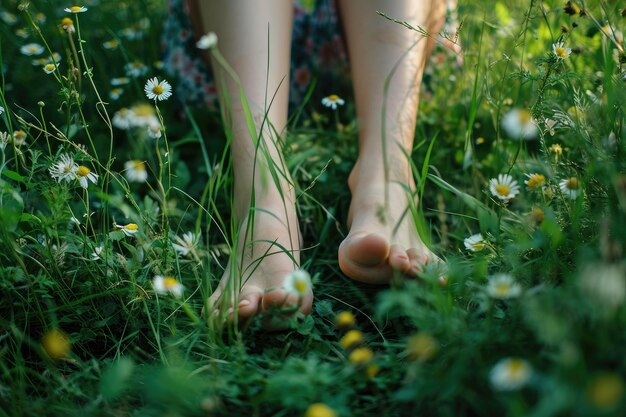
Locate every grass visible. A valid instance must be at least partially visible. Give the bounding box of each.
[1,0,625,416]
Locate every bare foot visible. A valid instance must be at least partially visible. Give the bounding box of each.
[338,161,441,284]
[208,190,313,323]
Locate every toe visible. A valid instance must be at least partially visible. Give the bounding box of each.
[262,287,313,315]
[236,291,262,318]
[345,233,389,266]
[388,244,412,273]
[407,248,431,276]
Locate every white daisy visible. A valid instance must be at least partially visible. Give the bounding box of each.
[283,269,312,296]
[124,160,148,183]
[110,77,130,86]
[12,130,27,146]
[43,63,59,74]
[49,153,78,183]
[321,94,345,110]
[1,11,18,25]
[112,108,132,130]
[146,123,162,139]
[524,173,546,191]
[31,53,62,67]
[485,273,522,299]
[501,108,538,140]
[119,27,143,41]
[490,358,532,391]
[196,32,218,49]
[552,41,572,60]
[16,28,30,39]
[76,165,98,189]
[172,232,199,257]
[488,174,520,201]
[60,17,75,33]
[116,223,139,237]
[144,77,172,101]
[127,104,159,128]
[102,39,119,50]
[464,233,486,252]
[20,43,45,56]
[559,177,581,200]
[64,6,88,13]
[109,88,124,100]
[153,275,184,298]
[124,61,148,78]
[34,13,47,24]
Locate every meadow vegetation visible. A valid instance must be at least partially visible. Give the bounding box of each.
[1,0,625,416]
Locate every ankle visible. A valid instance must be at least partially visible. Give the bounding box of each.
[348,156,413,191]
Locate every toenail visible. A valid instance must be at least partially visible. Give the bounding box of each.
[239,300,250,307]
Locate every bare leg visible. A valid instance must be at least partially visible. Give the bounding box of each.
[191,0,312,319]
[337,0,446,283]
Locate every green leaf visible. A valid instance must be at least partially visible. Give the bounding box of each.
[100,358,134,401]
[2,169,27,183]
[108,230,126,241]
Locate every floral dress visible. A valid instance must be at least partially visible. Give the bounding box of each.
[161,0,459,109]
[162,0,350,110]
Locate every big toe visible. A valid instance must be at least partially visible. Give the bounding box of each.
[338,233,394,284]
[343,233,389,266]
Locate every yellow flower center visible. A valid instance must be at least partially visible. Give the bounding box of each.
[77,165,90,176]
[471,242,486,251]
[163,277,178,289]
[131,103,154,117]
[407,333,438,361]
[518,110,531,124]
[349,347,374,365]
[566,177,579,190]
[294,278,308,294]
[70,6,83,12]
[495,283,513,296]
[152,84,164,95]
[555,47,568,58]
[124,223,139,231]
[61,17,73,26]
[587,373,624,409]
[527,174,545,189]
[495,184,511,196]
[305,403,338,417]
[44,63,56,72]
[530,207,545,223]
[132,160,146,171]
[14,130,26,140]
[340,330,364,349]
[327,94,340,102]
[336,311,355,328]
[506,359,526,378]
[42,329,71,359]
